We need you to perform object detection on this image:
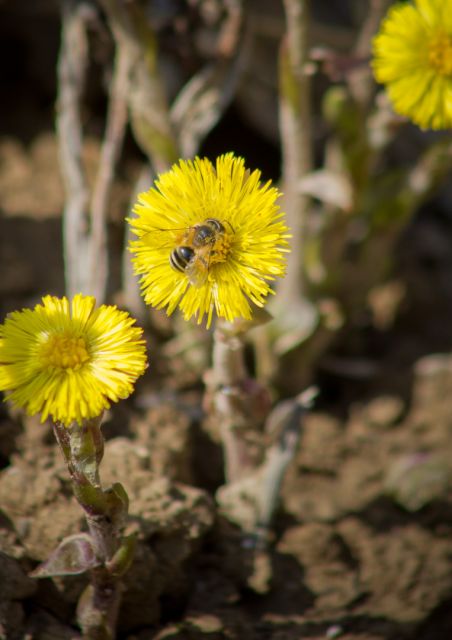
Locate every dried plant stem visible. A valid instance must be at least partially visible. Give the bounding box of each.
[257,387,316,534]
[276,0,315,336]
[348,0,392,107]
[89,42,131,302]
[57,0,90,298]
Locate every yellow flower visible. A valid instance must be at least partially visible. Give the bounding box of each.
[128,153,290,327]
[372,0,452,130]
[0,294,147,426]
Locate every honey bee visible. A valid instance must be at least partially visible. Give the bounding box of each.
[169,218,227,287]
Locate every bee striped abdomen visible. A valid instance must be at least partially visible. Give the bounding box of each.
[170,246,194,273]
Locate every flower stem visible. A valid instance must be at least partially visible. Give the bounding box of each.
[277,0,313,307]
[209,321,266,483]
[53,418,130,639]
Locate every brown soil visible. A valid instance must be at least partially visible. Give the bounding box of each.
[2,3,452,640]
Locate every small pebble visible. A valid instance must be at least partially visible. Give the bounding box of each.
[326,624,343,639]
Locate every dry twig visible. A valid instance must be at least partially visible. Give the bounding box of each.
[89,42,131,301]
[57,0,90,298]
[273,0,317,350]
[348,0,392,107]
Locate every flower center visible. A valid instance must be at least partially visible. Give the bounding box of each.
[210,232,233,265]
[428,31,452,76]
[39,333,90,370]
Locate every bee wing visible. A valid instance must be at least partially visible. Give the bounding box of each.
[185,256,209,287]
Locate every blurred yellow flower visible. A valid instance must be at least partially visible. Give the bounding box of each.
[373,0,452,130]
[0,294,147,426]
[129,153,290,327]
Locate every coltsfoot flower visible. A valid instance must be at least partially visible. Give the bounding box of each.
[0,294,147,425]
[128,153,290,327]
[373,0,452,130]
